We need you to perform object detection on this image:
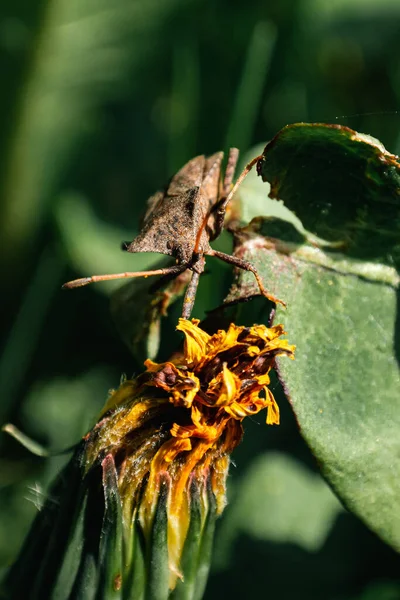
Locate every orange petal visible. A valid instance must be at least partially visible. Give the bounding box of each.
[176,319,211,365]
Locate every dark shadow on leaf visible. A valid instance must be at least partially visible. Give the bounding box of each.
[207,512,400,600]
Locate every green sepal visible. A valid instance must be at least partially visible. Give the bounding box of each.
[58,459,103,600]
[191,481,217,600]
[170,479,204,600]
[145,475,170,600]
[122,514,146,600]
[69,553,98,600]
[51,489,89,599]
[97,454,123,600]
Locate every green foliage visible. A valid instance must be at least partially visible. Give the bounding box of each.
[226,125,400,552]
[257,123,400,261]
[0,0,186,268]
[4,416,218,599]
[2,0,400,598]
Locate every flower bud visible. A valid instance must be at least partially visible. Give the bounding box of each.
[5,319,294,599]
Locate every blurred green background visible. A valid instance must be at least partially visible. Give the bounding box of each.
[1,0,400,598]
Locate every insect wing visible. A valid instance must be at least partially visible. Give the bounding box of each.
[125,155,206,262]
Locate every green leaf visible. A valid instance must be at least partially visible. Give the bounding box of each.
[233,143,303,227]
[224,216,400,551]
[256,123,400,263]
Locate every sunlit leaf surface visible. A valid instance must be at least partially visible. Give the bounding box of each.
[225,124,400,551]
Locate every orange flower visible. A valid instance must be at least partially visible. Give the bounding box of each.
[84,319,295,589]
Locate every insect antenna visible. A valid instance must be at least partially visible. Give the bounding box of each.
[62,264,187,289]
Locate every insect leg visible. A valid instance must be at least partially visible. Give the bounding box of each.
[62,264,187,289]
[222,148,240,197]
[209,151,262,242]
[181,271,201,319]
[208,148,239,241]
[209,249,286,307]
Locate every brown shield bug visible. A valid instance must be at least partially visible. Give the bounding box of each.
[63,149,284,318]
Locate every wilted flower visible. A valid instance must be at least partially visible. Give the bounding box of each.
[5,319,294,600]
